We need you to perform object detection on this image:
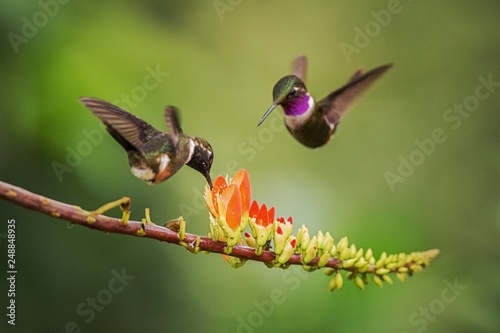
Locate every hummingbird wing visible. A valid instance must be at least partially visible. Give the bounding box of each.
[347,68,364,83]
[292,55,308,83]
[317,63,393,127]
[79,97,160,151]
[163,106,183,147]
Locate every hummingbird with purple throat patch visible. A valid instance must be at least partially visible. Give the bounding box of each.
[79,97,214,188]
[258,55,393,148]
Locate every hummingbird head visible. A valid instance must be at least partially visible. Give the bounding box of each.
[186,137,214,189]
[258,75,313,126]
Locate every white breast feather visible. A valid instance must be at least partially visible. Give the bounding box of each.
[131,166,155,182]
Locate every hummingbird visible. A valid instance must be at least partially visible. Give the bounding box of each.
[258,55,393,148]
[79,97,214,188]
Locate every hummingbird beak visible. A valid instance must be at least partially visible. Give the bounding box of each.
[258,103,278,126]
[205,173,213,190]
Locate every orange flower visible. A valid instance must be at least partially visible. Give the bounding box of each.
[204,169,252,252]
[205,176,227,220]
[231,169,251,219]
[248,200,276,255]
[249,200,275,227]
[218,183,242,231]
[205,170,251,228]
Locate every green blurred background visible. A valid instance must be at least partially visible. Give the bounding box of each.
[1,1,499,332]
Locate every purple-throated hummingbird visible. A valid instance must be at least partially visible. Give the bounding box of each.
[258,55,392,148]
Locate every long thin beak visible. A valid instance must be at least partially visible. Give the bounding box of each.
[257,103,278,126]
[205,173,213,190]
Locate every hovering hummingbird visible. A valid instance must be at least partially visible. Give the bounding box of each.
[258,55,393,148]
[79,97,214,188]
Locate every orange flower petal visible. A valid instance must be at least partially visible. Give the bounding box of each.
[256,203,268,226]
[211,176,228,215]
[268,207,275,225]
[213,176,228,193]
[232,169,251,214]
[221,184,242,231]
[204,186,218,218]
[249,200,259,218]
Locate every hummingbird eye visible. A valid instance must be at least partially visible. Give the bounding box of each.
[288,88,297,98]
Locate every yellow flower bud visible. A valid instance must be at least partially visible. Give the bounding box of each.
[372,274,383,287]
[396,272,407,282]
[385,263,398,270]
[354,257,367,268]
[376,268,390,275]
[302,236,318,264]
[337,237,349,253]
[355,248,364,259]
[355,276,365,290]
[318,252,331,268]
[375,258,385,269]
[364,248,374,261]
[277,236,297,264]
[321,232,334,254]
[328,276,337,292]
[300,225,310,251]
[316,230,324,249]
[398,266,409,273]
[335,271,344,289]
[329,245,337,257]
[273,228,285,255]
[342,258,358,268]
[410,265,424,273]
[244,232,256,248]
[349,244,357,258]
[382,275,393,285]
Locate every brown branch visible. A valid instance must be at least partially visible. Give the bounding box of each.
[0,180,341,267]
[0,179,440,285]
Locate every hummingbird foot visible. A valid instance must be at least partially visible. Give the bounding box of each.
[89,197,131,225]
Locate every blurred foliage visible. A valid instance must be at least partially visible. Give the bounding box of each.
[0,1,499,332]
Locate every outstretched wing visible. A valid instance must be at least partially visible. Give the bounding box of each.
[317,63,393,126]
[292,55,308,83]
[79,97,159,151]
[163,106,183,147]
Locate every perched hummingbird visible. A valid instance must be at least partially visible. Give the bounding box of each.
[258,55,393,148]
[79,97,214,188]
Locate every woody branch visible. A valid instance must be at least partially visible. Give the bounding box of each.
[0,180,338,267]
[0,179,439,287]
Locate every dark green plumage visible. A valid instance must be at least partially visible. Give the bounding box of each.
[80,97,213,187]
